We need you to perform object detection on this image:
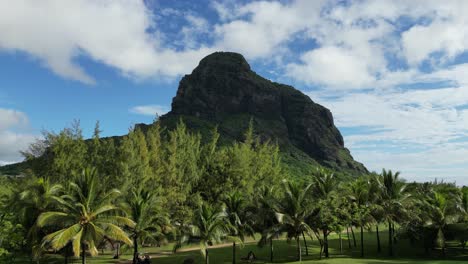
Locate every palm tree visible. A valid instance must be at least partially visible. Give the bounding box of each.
[124,188,171,264]
[425,191,462,256]
[254,185,280,263]
[380,169,410,256]
[37,168,134,264]
[175,201,230,264]
[311,168,336,258]
[369,174,384,253]
[347,177,373,258]
[223,192,255,264]
[8,177,63,258]
[275,180,314,262]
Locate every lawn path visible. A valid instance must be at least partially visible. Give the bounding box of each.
[117,241,243,263]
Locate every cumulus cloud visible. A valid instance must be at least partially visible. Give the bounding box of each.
[130,105,169,117]
[0,0,214,83]
[0,108,36,165]
[308,68,468,183]
[401,2,468,66]
[0,108,28,131]
[287,46,375,89]
[212,0,324,59]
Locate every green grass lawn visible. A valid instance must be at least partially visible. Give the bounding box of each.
[5,228,468,264]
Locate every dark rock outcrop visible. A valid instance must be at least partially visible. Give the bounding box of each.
[161,52,367,175]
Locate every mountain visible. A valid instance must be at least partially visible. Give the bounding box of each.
[138,52,367,177]
[1,52,367,178]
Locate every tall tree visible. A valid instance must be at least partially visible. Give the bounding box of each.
[88,121,102,168]
[49,120,88,182]
[164,121,202,224]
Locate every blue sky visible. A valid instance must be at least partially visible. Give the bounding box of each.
[0,0,467,184]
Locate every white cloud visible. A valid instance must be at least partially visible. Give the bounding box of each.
[287,46,375,89]
[0,0,214,83]
[351,140,468,184]
[307,68,468,183]
[212,0,324,59]
[130,105,169,117]
[0,108,36,165]
[0,108,28,131]
[401,2,468,66]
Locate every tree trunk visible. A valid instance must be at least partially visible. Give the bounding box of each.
[64,243,69,264]
[133,236,138,264]
[206,249,209,264]
[117,242,120,258]
[376,225,381,253]
[388,221,393,256]
[270,238,274,263]
[351,226,357,247]
[296,236,302,261]
[360,225,364,257]
[339,232,343,253]
[232,242,236,264]
[81,244,86,264]
[302,231,309,256]
[314,230,323,259]
[440,228,446,257]
[346,227,352,249]
[114,242,120,259]
[323,229,329,258]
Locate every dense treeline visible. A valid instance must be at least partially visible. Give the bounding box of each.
[0,120,468,264]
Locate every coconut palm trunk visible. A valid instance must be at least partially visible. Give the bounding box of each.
[376,225,381,253]
[64,244,70,264]
[296,236,302,261]
[81,244,86,264]
[360,225,364,257]
[302,231,309,256]
[323,229,329,258]
[351,226,357,247]
[346,227,351,248]
[115,243,120,259]
[232,242,236,264]
[339,232,343,253]
[388,221,393,256]
[133,236,138,264]
[270,238,274,263]
[205,248,209,264]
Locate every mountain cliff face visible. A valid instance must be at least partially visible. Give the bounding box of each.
[157,52,367,176]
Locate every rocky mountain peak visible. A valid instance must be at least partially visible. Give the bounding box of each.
[162,51,367,175]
